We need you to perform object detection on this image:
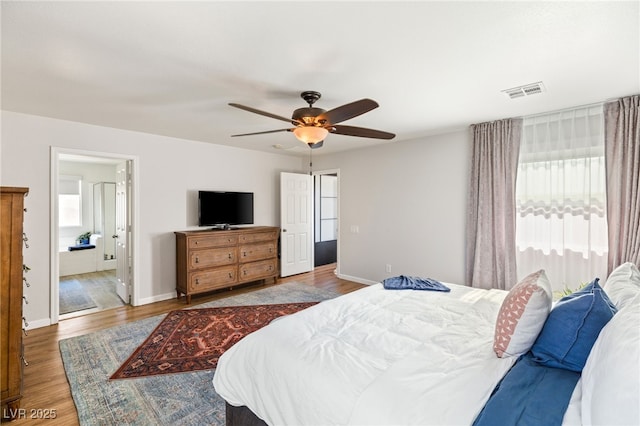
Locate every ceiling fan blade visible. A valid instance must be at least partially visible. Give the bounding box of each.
[229,103,300,125]
[231,128,293,137]
[331,125,396,140]
[317,99,379,125]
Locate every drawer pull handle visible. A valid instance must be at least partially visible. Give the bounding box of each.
[228,272,233,279]
[195,278,199,285]
[243,270,247,275]
[243,251,247,257]
[195,256,199,264]
[228,253,232,259]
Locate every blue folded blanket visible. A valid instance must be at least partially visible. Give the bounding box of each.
[382,275,450,292]
[473,353,580,426]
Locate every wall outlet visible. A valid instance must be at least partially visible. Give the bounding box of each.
[385,264,392,273]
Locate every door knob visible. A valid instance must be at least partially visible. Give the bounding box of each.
[112,234,119,238]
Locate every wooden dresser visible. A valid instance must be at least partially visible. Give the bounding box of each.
[1,187,28,419]
[175,226,279,303]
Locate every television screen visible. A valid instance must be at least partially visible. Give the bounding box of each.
[198,191,254,227]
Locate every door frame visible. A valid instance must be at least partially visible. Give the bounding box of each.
[50,147,140,324]
[312,168,340,275]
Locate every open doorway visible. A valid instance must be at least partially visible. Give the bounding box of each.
[313,170,339,268]
[51,149,136,323]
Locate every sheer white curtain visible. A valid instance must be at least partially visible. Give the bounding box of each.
[515,105,608,292]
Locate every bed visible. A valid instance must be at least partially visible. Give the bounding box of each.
[213,263,640,426]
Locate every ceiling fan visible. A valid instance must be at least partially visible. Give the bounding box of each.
[229,91,395,149]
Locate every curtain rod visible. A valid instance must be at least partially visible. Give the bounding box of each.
[522,100,605,120]
[471,95,633,127]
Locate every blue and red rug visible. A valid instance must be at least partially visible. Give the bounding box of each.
[60,282,340,426]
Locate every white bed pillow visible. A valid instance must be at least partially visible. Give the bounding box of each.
[603,262,640,310]
[493,270,552,358]
[581,294,640,426]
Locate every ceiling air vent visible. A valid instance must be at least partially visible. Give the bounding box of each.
[502,81,545,99]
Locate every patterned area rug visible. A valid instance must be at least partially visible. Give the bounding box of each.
[59,282,341,426]
[110,302,318,379]
[59,279,97,314]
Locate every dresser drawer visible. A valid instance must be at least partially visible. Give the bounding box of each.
[189,247,236,269]
[188,234,238,249]
[238,230,278,244]
[189,266,237,292]
[239,241,276,263]
[239,259,277,282]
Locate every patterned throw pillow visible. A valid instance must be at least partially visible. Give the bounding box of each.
[493,270,553,358]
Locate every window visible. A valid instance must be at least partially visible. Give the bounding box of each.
[515,106,608,291]
[59,175,82,227]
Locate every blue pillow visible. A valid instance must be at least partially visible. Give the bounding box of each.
[530,278,617,372]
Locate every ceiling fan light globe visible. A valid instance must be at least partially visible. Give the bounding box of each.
[293,126,329,144]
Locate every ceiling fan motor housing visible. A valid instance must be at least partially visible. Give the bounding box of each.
[292,107,326,125]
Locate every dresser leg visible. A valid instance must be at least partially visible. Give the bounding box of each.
[186,294,191,304]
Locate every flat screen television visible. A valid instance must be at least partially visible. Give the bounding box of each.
[198,191,254,228]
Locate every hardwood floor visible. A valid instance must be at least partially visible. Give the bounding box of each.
[8,264,364,425]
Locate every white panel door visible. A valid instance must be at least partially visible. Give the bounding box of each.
[115,161,131,303]
[280,172,313,277]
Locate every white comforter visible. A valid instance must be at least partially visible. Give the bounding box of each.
[213,283,517,425]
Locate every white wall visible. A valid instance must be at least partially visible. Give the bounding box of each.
[313,130,471,285]
[1,111,304,328]
[1,109,472,328]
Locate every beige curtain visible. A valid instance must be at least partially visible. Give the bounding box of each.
[604,95,640,272]
[466,118,522,290]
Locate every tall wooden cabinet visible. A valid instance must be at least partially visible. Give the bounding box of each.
[175,226,279,303]
[1,187,28,418]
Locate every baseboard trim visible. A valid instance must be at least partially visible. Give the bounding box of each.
[136,292,176,306]
[26,318,52,330]
[337,273,378,286]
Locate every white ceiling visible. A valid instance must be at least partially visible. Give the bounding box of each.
[2,1,639,157]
